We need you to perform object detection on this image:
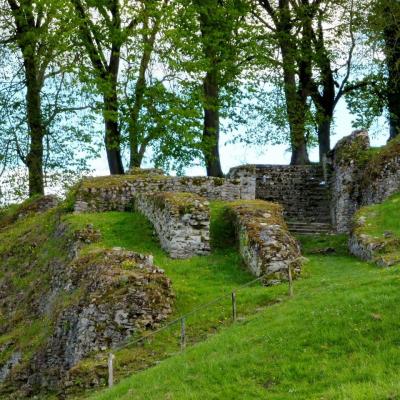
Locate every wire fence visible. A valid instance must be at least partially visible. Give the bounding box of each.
[106,269,294,388]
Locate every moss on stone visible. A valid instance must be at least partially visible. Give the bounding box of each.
[352,192,400,266]
[361,136,400,187]
[80,174,168,190]
[151,192,207,216]
[212,177,225,186]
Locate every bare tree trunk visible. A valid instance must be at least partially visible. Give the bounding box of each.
[278,1,310,165]
[103,95,124,175]
[24,57,45,196]
[317,117,332,162]
[202,70,223,177]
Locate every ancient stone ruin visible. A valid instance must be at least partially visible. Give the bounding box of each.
[134,192,211,259]
[74,168,255,213]
[224,200,302,284]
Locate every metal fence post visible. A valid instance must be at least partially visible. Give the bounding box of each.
[180,317,186,351]
[108,352,115,388]
[232,291,237,322]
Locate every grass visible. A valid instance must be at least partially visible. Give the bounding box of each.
[65,203,288,395]
[355,193,400,238]
[82,233,400,400]
[353,192,400,265]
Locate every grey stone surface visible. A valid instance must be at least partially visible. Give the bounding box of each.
[330,130,400,233]
[74,174,256,213]
[226,202,302,284]
[229,164,331,224]
[134,192,210,259]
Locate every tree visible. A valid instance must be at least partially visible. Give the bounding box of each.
[377,0,400,140]
[0,0,92,197]
[126,0,169,168]
[183,0,251,176]
[70,0,127,175]
[1,0,57,195]
[255,0,310,164]
[297,0,358,161]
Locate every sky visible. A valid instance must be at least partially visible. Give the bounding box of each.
[91,97,389,177]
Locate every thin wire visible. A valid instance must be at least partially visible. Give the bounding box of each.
[114,274,268,351]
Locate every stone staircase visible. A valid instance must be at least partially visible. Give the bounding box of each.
[286,221,333,235]
[284,166,333,235]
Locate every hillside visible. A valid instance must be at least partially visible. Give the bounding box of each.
[1,193,400,399]
[85,233,400,400]
[0,199,287,399]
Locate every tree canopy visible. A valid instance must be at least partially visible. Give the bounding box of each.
[0,0,397,200]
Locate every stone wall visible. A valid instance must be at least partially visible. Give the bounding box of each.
[330,131,400,233]
[134,192,210,259]
[229,164,331,223]
[224,200,302,284]
[329,130,370,233]
[74,171,255,213]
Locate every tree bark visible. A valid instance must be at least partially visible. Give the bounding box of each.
[277,1,310,165]
[24,56,45,196]
[317,116,332,162]
[197,0,224,177]
[383,3,400,140]
[8,0,46,196]
[103,94,124,175]
[202,70,223,177]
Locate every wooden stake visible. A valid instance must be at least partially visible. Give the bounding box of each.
[288,265,293,297]
[108,352,115,388]
[232,292,237,322]
[180,317,186,351]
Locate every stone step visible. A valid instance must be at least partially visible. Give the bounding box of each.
[287,221,333,235]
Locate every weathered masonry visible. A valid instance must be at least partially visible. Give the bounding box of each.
[229,164,331,234]
[133,192,211,259]
[74,170,255,213]
[230,131,400,234]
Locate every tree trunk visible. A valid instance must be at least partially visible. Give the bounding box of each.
[103,92,124,175]
[202,70,223,177]
[317,115,332,162]
[290,131,309,165]
[278,2,310,166]
[383,5,400,140]
[130,148,143,168]
[24,57,45,196]
[282,68,310,165]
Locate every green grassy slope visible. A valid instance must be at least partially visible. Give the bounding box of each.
[355,193,400,238]
[65,203,287,394]
[353,193,400,266]
[85,234,400,400]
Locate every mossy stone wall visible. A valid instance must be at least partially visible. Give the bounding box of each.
[134,192,210,259]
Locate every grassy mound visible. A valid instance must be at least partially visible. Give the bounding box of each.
[352,193,400,266]
[1,198,288,398]
[63,204,287,396]
[83,234,400,400]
